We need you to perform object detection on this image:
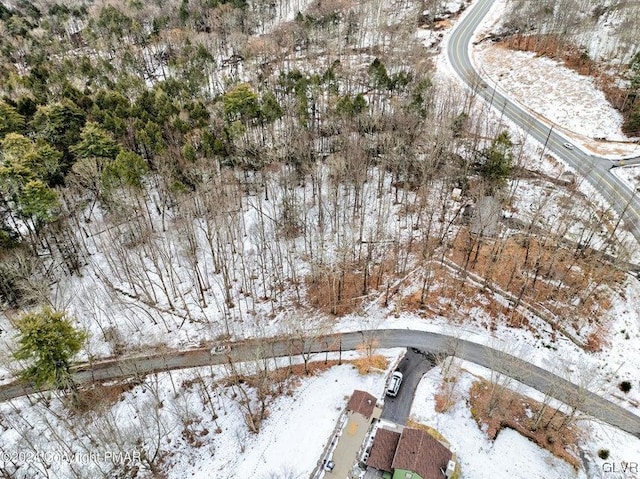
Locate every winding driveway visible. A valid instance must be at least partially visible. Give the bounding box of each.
[449,0,640,243]
[1,330,639,438]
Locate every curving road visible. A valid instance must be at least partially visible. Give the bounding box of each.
[1,329,639,438]
[1,1,639,454]
[448,0,640,242]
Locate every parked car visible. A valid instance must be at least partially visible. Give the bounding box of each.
[386,371,403,397]
[210,345,231,354]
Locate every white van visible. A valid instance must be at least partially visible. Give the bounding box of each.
[386,371,403,397]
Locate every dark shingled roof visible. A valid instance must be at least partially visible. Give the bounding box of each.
[346,390,377,419]
[392,428,453,479]
[367,428,401,473]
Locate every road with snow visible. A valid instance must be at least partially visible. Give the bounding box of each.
[448,0,640,243]
[1,329,639,438]
[1,0,639,460]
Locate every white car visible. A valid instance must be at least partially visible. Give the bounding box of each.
[562,142,574,150]
[386,371,403,397]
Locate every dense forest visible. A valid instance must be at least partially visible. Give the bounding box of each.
[0,0,636,352]
[0,0,472,330]
[0,0,639,477]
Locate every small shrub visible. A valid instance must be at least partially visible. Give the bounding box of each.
[585,331,604,352]
[352,354,387,374]
[434,393,454,413]
[598,449,610,460]
[619,381,632,393]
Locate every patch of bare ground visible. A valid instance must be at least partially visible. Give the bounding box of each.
[469,380,580,469]
[499,33,638,135]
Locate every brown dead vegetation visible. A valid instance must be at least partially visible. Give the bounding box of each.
[306,261,391,316]
[434,378,458,413]
[352,354,388,375]
[181,418,209,448]
[469,380,580,469]
[503,34,597,76]
[269,359,343,383]
[226,356,384,391]
[447,229,623,328]
[393,224,622,346]
[306,270,366,316]
[69,380,142,413]
[400,266,532,332]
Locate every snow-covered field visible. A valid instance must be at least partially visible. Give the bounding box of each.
[476,45,627,141]
[0,350,401,479]
[612,165,640,190]
[411,361,640,479]
[471,0,639,155]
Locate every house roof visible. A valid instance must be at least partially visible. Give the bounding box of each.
[367,428,401,473]
[392,428,453,479]
[346,390,377,419]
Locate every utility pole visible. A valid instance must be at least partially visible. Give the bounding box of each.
[539,125,553,163]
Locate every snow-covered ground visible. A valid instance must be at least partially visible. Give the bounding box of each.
[411,361,640,479]
[431,0,640,246]
[612,165,640,190]
[476,46,627,141]
[180,355,394,478]
[0,350,402,479]
[337,266,640,414]
[471,0,639,154]
[1,0,640,477]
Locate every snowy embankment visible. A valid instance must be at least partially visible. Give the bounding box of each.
[0,350,401,479]
[411,362,640,479]
[476,46,627,142]
[471,0,638,156]
[612,165,640,190]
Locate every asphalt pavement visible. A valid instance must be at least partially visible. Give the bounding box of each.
[382,348,436,424]
[1,330,639,438]
[448,0,640,243]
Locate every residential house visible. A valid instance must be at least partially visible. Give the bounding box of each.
[367,426,455,479]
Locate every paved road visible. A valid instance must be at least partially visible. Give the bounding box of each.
[448,0,640,243]
[2,329,639,438]
[382,348,436,424]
